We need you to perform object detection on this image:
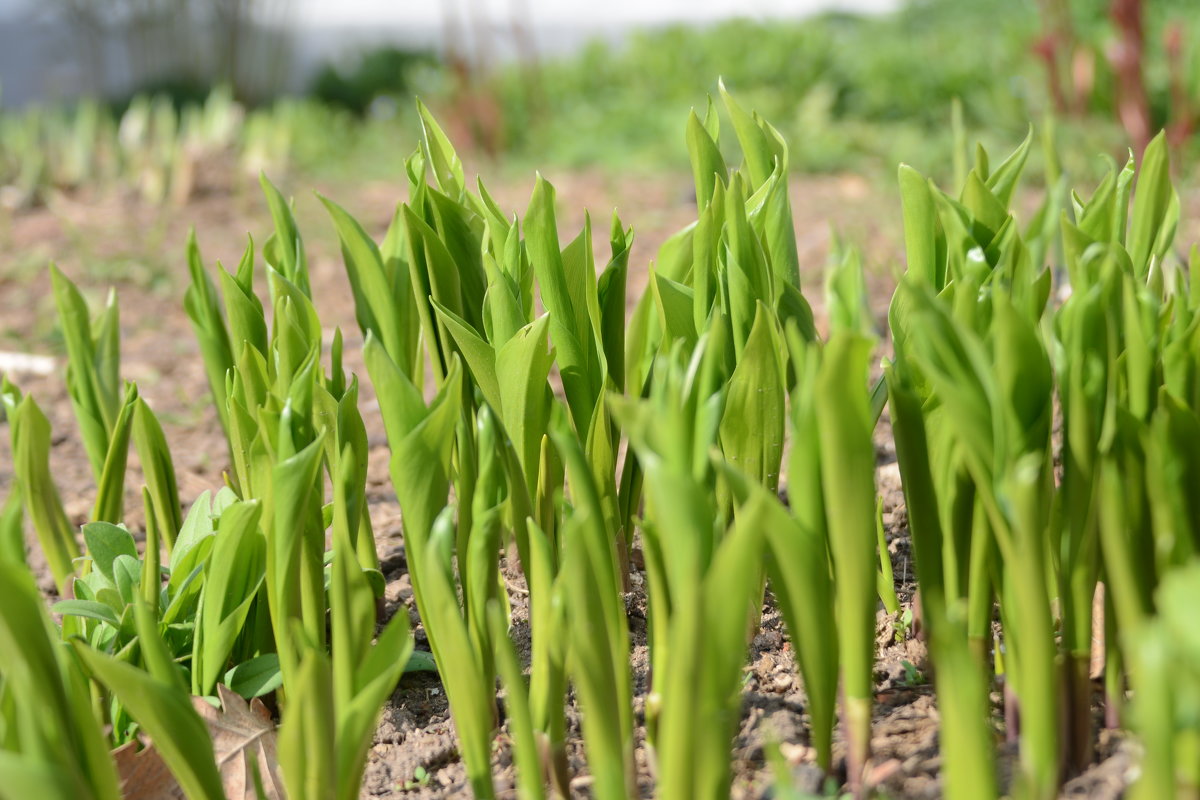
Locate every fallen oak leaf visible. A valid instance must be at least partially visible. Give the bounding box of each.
[112,738,185,800]
[192,684,286,800]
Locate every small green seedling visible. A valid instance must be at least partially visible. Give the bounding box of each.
[402,766,432,790]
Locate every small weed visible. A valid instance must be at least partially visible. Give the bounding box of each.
[899,661,927,688]
[895,607,915,643]
[402,766,431,791]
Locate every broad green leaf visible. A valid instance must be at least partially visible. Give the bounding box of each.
[183,233,234,438]
[0,489,22,568]
[496,314,555,494]
[431,298,501,413]
[598,214,631,393]
[49,264,112,480]
[335,610,412,800]
[691,484,764,797]
[724,173,772,357]
[651,270,697,349]
[260,173,308,295]
[416,510,496,799]
[330,443,375,710]
[985,126,1032,208]
[403,204,463,380]
[132,398,183,553]
[366,340,463,642]
[899,165,940,288]
[525,176,598,430]
[51,599,121,627]
[265,419,327,681]
[814,330,877,774]
[416,98,465,199]
[319,193,406,360]
[277,647,336,800]
[561,215,604,381]
[170,491,218,573]
[960,169,1008,242]
[91,382,138,524]
[560,509,635,800]
[218,255,268,360]
[719,79,772,190]
[0,753,78,800]
[720,302,785,492]
[0,562,122,800]
[112,554,140,606]
[487,601,545,800]
[224,653,283,699]
[193,500,266,696]
[759,155,802,293]
[687,106,726,211]
[82,521,137,583]
[428,189,488,333]
[10,397,79,593]
[1128,131,1171,280]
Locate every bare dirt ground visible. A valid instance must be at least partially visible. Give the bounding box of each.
[0,158,1159,798]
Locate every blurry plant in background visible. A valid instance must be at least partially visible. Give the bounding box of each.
[1033,0,1200,154]
[0,87,301,210]
[309,46,439,118]
[478,0,1041,173]
[48,0,292,103]
[5,0,1200,208]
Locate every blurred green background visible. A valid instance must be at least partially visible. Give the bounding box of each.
[0,0,1198,208]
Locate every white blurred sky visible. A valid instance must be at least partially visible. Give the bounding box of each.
[0,0,900,103]
[0,0,898,26]
[294,0,897,26]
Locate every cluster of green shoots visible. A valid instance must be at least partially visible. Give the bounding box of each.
[889,127,1200,799]
[2,87,1200,800]
[0,87,294,210]
[0,177,414,798]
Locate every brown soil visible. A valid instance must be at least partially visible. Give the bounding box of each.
[0,163,1149,798]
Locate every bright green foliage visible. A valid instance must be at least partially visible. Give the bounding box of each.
[49,266,121,484]
[0,562,122,800]
[813,331,878,786]
[48,267,139,524]
[488,599,545,800]
[320,194,421,378]
[131,398,183,554]
[886,116,1200,800]
[276,442,413,800]
[8,82,1200,800]
[611,339,724,737]
[1,387,80,594]
[261,173,310,297]
[1127,562,1200,799]
[0,168,426,800]
[0,481,22,569]
[75,602,226,800]
[90,383,138,525]
[552,411,636,800]
[192,501,266,696]
[414,509,499,799]
[183,230,236,439]
[0,88,281,209]
[720,303,786,493]
[886,360,998,800]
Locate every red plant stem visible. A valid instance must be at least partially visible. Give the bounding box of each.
[1109,0,1152,155]
[1165,23,1196,148]
[1004,679,1020,747]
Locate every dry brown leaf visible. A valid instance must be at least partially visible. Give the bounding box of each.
[191,684,286,800]
[112,738,185,800]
